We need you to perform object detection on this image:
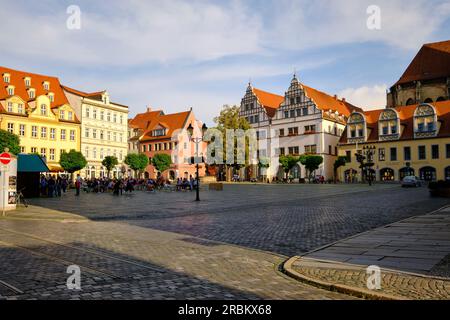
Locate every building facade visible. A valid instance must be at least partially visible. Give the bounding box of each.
[0,67,80,171]
[387,40,450,107]
[239,75,361,180]
[128,107,206,180]
[63,86,128,178]
[337,101,450,182]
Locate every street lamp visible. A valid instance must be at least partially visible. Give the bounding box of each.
[362,145,376,185]
[187,123,208,201]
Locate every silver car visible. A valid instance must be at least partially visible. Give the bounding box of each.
[401,176,422,187]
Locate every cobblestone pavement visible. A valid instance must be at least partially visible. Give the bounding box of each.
[29,184,449,256]
[0,184,447,299]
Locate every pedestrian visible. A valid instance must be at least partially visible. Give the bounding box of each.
[75,174,81,196]
[47,175,55,197]
[56,176,62,197]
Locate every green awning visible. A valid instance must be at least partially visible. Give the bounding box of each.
[17,154,50,173]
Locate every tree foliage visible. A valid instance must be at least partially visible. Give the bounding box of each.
[151,153,172,173]
[0,129,20,155]
[60,149,87,173]
[124,153,149,177]
[300,155,323,182]
[279,155,300,179]
[102,156,119,178]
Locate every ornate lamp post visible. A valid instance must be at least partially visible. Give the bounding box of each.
[187,123,208,201]
[362,145,376,185]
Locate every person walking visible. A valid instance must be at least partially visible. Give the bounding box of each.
[75,174,81,196]
[47,175,55,198]
[56,176,62,197]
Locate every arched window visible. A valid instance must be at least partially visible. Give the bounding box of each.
[423,98,433,103]
[436,96,446,102]
[406,98,415,105]
[399,167,415,180]
[419,166,436,181]
[347,112,366,141]
[414,104,437,137]
[40,104,47,116]
[380,168,395,181]
[444,166,450,180]
[379,109,399,140]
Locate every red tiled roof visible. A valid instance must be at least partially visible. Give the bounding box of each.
[0,66,70,109]
[128,110,164,130]
[61,85,105,99]
[394,40,450,86]
[252,88,284,118]
[340,100,450,143]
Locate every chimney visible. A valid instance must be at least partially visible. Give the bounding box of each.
[146,106,152,112]
[333,94,337,99]
[342,98,346,102]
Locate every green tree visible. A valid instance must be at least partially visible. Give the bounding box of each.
[151,153,172,174]
[300,155,323,182]
[213,105,252,181]
[102,156,119,178]
[124,153,149,178]
[59,149,87,181]
[279,155,300,180]
[0,129,20,155]
[333,156,347,183]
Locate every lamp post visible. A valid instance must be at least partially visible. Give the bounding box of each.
[362,145,376,185]
[187,123,208,201]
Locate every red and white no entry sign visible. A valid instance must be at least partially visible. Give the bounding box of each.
[0,152,11,165]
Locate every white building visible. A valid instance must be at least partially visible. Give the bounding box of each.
[63,86,129,178]
[239,75,361,181]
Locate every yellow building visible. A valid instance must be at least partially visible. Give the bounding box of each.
[337,101,450,182]
[0,66,80,171]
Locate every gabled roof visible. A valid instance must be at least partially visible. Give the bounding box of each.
[394,40,450,86]
[302,84,362,117]
[251,87,284,117]
[340,100,450,143]
[128,110,164,130]
[0,66,70,109]
[62,85,129,108]
[141,110,191,141]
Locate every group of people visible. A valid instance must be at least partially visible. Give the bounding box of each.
[40,175,69,197]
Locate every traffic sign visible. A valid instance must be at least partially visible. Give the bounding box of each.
[0,153,11,165]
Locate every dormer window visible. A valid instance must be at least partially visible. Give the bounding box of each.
[102,92,110,104]
[7,102,13,112]
[28,88,35,99]
[68,111,73,121]
[43,81,50,91]
[152,129,166,136]
[7,85,14,96]
[59,110,65,119]
[24,77,31,87]
[3,73,10,83]
[347,112,366,142]
[414,104,437,138]
[48,92,54,102]
[378,109,399,141]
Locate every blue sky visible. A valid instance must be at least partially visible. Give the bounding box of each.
[1,0,449,125]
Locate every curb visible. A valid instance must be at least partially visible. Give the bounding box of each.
[283,256,404,300]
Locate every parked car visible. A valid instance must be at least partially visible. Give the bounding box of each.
[401,176,422,187]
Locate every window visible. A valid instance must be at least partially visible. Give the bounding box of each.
[290,110,295,118]
[7,123,14,133]
[31,126,38,138]
[93,129,97,139]
[305,125,316,133]
[68,111,73,120]
[100,149,104,159]
[290,97,295,105]
[20,146,25,153]
[153,129,165,136]
[427,122,435,132]
[142,145,146,152]
[7,87,14,95]
[107,131,111,141]
[85,147,89,158]
[7,102,13,112]
[345,151,351,163]
[85,128,89,138]
[432,145,439,159]
[100,111,104,120]
[60,129,66,140]
[49,94,54,102]
[288,127,298,135]
[417,123,424,132]
[49,149,55,161]
[107,112,111,121]
[28,90,35,99]
[3,74,10,83]
[302,107,308,116]
[119,133,123,143]
[100,130,104,139]
[288,146,299,155]
[40,148,46,158]
[119,151,123,161]
[40,104,47,116]
[93,148,97,159]
[328,145,332,154]
[279,129,285,137]
[113,113,117,123]
[18,103,23,114]
[447,144,450,159]
[86,108,90,118]
[404,147,411,161]
[296,96,301,104]
[284,111,289,118]
[59,110,65,119]
[31,147,37,154]
[305,145,317,154]
[70,130,75,141]
[113,132,117,141]
[418,146,426,160]
[279,147,285,156]
[350,129,356,138]
[120,115,123,124]
[43,82,49,90]
[378,148,386,161]
[296,109,302,117]
[382,126,388,135]
[93,109,97,119]
[254,115,259,123]
[358,128,364,137]
[19,124,25,136]
[391,125,397,134]
[41,127,47,138]
[390,147,397,161]
[24,78,30,87]
[148,144,152,151]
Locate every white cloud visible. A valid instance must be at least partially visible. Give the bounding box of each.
[339,85,388,110]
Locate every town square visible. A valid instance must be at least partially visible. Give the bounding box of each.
[0,0,450,307]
